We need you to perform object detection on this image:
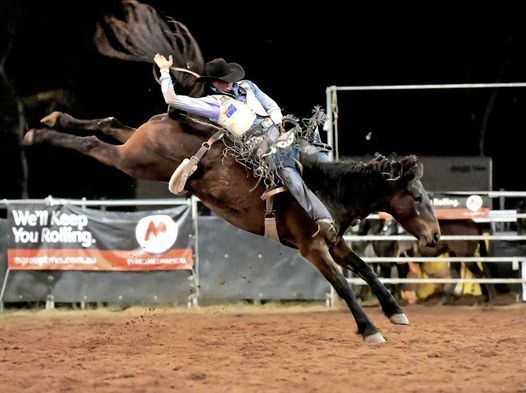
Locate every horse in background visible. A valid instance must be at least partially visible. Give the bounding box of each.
[346,219,412,303]
[366,218,497,303]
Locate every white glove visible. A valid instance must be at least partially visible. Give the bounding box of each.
[269,109,283,125]
[154,54,173,72]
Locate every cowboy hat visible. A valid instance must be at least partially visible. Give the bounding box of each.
[196,58,245,83]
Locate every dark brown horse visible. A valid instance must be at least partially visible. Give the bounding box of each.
[22,1,440,343]
[370,218,495,302]
[24,110,440,343]
[417,220,494,302]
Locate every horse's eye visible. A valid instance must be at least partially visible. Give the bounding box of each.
[415,195,423,203]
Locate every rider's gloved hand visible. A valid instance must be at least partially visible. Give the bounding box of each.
[268,108,283,125]
[154,54,173,72]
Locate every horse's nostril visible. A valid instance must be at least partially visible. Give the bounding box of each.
[433,232,440,243]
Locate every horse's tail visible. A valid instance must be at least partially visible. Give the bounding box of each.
[94,0,204,97]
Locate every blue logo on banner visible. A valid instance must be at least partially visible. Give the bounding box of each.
[226,104,237,118]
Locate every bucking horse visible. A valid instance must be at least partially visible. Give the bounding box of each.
[23,0,440,343]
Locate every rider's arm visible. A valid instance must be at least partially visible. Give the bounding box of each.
[244,80,283,124]
[160,70,220,121]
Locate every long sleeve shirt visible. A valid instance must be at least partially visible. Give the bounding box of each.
[159,69,282,125]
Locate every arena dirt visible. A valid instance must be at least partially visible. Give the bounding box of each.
[1,304,525,392]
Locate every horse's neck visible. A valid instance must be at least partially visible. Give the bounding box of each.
[302,161,386,228]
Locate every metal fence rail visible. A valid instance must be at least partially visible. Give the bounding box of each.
[325,83,526,158]
[357,257,525,263]
[347,278,526,285]
[0,197,191,207]
[345,235,526,241]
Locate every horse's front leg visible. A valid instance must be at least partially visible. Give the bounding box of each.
[299,238,386,343]
[331,238,410,325]
[40,111,136,143]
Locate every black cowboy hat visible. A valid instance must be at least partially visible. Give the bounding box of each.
[196,58,245,83]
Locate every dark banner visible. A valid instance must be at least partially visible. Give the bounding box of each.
[7,204,194,271]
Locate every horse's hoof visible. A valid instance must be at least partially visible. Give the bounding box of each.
[40,111,62,127]
[389,313,410,325]
[22,130,35,146]
[364,332,386,344]
[97,116,115,128]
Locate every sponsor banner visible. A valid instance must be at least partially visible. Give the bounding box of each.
[431,194,490,211]
[431,193,490,220]
[7,204,194,271]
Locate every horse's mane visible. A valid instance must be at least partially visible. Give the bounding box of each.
[94,0,204,97]
[302,154,423,202]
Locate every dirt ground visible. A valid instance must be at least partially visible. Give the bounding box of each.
[1,303,525,393]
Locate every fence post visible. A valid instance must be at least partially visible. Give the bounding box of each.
[189,196,200,308]
[0,269,11,312]
[45,294,55,310]
[522,260,526,302]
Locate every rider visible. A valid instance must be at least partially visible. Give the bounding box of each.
[154,54,336,240]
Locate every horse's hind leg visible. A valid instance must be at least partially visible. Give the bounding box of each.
[465,261,496,302]
[395,262,410,301]
[41,112,135,143]
[331,238,409,325]
[300,239,385,343]
[476,240,497,301]
[24,128,122,169]
[440,261,461,305]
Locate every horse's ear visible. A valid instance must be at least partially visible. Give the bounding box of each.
[400,155,423,182]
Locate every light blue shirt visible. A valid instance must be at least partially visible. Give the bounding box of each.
[159,70,281,126]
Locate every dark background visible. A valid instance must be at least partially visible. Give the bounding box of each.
[1,0,526,199]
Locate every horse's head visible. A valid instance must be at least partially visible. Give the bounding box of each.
[380,156,440,247]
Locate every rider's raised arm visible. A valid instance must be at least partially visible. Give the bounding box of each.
[155,53,220,121]
[159,70,220,120]
[245,80,283,124]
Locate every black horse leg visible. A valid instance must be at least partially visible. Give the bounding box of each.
[465,261,496,302]
[300,240,385,343]
[331,238,408,325]
[40,111,136,143]
[465,262,489,301]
